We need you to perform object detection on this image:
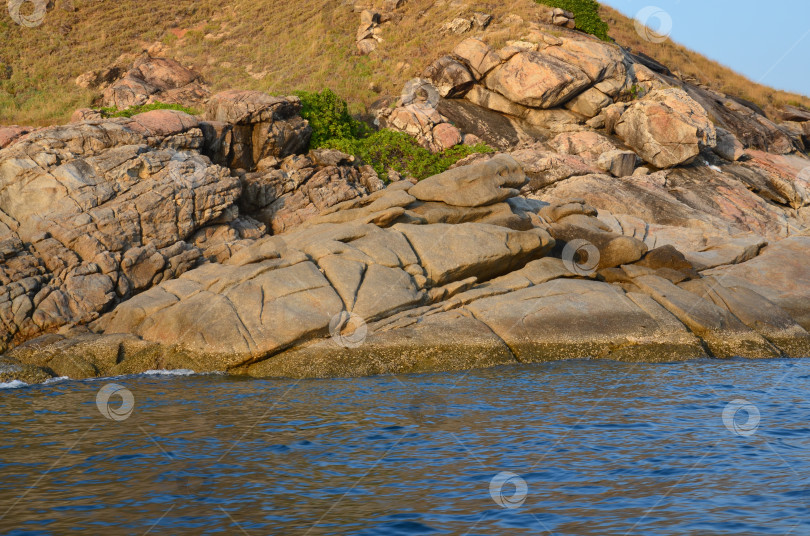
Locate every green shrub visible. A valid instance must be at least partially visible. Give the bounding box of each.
[295,89,369,147]
[628,84,646,100]
[323,129,493,181]
[536,0,610,41]
[299,89,493,181]
[99,102,199,118]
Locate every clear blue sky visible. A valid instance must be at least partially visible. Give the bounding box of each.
[599,0,810,97]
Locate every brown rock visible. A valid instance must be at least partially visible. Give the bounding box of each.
[484,51,591,109]
[596,150,637,178]
[632,274,780,358]
[431,122,462,151]
[615,88,717,168]
[452,38,502,80]
[422,56,475,98]
[409,154,527,207]
[0,126,33,149]
[564,87,612,118]
[548,131,617,161]
[713,127,745,161]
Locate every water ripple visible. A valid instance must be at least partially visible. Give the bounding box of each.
[1,359,809,534]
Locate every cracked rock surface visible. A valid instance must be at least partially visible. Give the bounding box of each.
[3,32,810,383]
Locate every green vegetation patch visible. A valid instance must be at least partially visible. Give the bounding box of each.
[297,89,493,181]
[324,130,494,181]
[99,102,200,118]
[536,0,610,41]
[295,89,370,147]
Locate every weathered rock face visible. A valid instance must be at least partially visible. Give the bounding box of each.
[409,154,526,207]
[705,237,810,331]
[6,129,810,384]
[436,99,524,150]
[510,145,600,191]
[548,131,618,161]
[681,82,799,154]
[614,89,716,168]
[0,112,239,352]
[453,38,502,80]
[86,218,553,369]
[239,152,383,234]
[204,90,312,170]
[423,56,475,98]
[0,92,388,357]
[543,37,627,94]
[5,31,810,384]
[484,51,591,109]
[379,101,463,153]
[101,55,210,110]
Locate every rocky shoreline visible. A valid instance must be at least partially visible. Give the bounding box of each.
[2,28,810,385]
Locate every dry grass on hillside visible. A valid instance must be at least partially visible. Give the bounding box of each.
[0,0,549,125]
[0,0,807,126]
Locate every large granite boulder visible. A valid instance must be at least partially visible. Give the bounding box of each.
[484,51,591,109]
[408,154,527,206]
[614,88,717,168]
[422,55,475,98]
[542,37,628,95]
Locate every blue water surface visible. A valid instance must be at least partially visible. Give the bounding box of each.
[1,358,809,535]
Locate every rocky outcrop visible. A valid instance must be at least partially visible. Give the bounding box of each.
[549,7,576,29]
[0,98,374,356]
[356,9,383,55]
[440,12,491,35]
[204,90,312,170]
[5,140,810,383]
[354,1,409,55]
[422,56,475,98]
[677,82,799,155]
[4,27,810,384]
[100,55,210,110]
[239,150,384,234]
[377,99,463,153]
[0,112,238,353]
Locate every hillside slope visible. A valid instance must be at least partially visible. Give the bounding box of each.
[0,0,808,125]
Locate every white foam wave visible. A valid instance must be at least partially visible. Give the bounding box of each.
[141,369,197,376]
[43,376,70,384]
[0,380,28,389]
